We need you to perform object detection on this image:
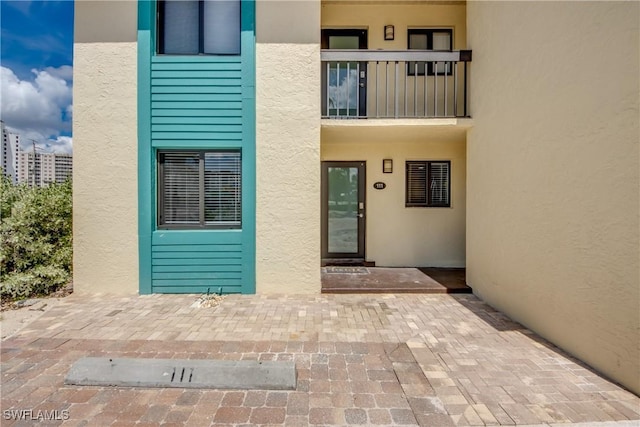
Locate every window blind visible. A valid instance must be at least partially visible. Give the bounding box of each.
[203,0,241,54]
[159,151,242,228]
[162,0,200,54]
[161,152,201,224]
[204,152,241,226]
[406,162,428,205]
[158,0,241,55]
[406,160,450,207]
[429,162,450,206]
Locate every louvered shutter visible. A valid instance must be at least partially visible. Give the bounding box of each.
[161,152,200,224]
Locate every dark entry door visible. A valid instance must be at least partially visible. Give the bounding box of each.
[321,29,367,117]
[321,161,366,260]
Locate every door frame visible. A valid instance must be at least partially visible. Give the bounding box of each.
[321,161,366,262]
[321,29,368,117]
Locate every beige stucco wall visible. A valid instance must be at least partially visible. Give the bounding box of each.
[73,1,138,294]
[467,1,639,394]
[322,126,466,267]
[322,1,466,50]
[255,0,322,293]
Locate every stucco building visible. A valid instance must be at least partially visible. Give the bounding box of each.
[73,1,639,394]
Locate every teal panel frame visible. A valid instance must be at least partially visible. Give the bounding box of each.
[138,0,154,294]
[137,0,256,295]
[240,0,256,294]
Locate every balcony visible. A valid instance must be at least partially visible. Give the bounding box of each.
[321,50,471,120]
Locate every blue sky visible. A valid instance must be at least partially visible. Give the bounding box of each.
[1,0,74,153]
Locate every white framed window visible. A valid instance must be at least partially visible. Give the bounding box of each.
[407,28,453,76]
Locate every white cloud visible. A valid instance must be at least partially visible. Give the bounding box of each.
[44,65,73,82]
[44,135,73,154]
[0,65,73,154]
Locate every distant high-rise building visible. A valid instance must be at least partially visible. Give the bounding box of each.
[17,151,73,187]
[54,154,73,183]
[1,121,20,184]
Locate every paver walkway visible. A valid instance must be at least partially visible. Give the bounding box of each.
[1,293,639,426]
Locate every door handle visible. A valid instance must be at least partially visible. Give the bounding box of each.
[358,213,364,218]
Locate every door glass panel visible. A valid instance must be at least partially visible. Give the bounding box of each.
[328,63,359,116]
[327,167,358,253]
[328,36,359,49]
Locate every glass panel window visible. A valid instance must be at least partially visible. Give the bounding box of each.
[203,0,241,54]
[158,150,241,228]
[204,152,241,226]
[406,160,451,207]
[407,28,453,76]
[162,0,199,54]
[160,152,200,224]
[158,0,241,55]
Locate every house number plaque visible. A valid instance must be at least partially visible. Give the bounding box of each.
[373,182,386,190]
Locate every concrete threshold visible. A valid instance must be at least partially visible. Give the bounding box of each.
[65,357,297,390]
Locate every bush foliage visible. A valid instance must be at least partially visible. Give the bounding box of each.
[0,175,72,300]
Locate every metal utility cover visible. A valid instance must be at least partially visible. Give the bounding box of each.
[65,357,296,390]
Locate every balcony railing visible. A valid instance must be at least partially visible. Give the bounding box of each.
[321,50,471,119]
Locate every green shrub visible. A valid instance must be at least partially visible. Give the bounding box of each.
[0,176,72,301]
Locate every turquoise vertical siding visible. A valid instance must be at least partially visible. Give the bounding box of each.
[138,0,256,294]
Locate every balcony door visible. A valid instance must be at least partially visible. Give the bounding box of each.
[321,29,367,118]
[321,161,366,262]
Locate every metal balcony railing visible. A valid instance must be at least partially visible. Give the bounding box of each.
[321,50,471,119]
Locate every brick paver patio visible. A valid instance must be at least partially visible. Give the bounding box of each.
[1,293,639,426]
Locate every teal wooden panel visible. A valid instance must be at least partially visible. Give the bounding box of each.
[152,78,241,87]
[151,116,243,125]
[151,93,240,102]
[153,264,241,273]
[152,55,240,64]
[140,0,255,295]
[153,70,239,79]
[152,257,241,265]
[150,284,242,294]
[151,140,243,149]
[151,132,242,140]
[152,109,241,117]
[152,245,241,253]
[153,230,242,245]
[152,124,242,133]
[151,101,242,110]
[152,252,242,259]
[152,86,241,94]
[137,0,154,295]
[152,272,241,280]
[152,62,241,71]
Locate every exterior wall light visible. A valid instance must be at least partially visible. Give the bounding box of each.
[384,25,395,41]
[383,158,393,173]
